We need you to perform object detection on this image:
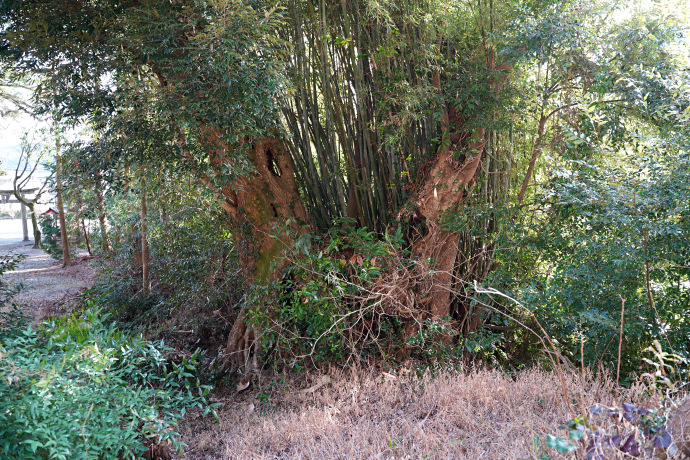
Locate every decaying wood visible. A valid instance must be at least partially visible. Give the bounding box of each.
[222,310,259,375]
[142,439,171,460]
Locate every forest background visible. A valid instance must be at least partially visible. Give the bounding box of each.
[0,0,689,457]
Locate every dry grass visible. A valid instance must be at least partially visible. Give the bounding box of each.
[173,366,658,459]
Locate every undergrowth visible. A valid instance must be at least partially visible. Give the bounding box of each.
[0,276,216,460]
[246,221,501,372]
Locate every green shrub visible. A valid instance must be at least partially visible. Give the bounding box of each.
[0,307,215,459]
[89,179,243,349]
[0,253,29,338]
[248,221,484,369]
[39,214,66,260]
[483,146,690,379]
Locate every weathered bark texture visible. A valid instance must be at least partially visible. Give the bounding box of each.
[198,134,309,279]
[222,310,259,375]
[213,136,308,373]
[412,128,487,320]
[407,46,509,323]
[233,138,309,280]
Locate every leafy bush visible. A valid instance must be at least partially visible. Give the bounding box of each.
[248,221,484,369]
[89,177,243,350]
[487,147,690,378]
[0,252,29,337]
[0,307,215,459]
[39,214,66,260]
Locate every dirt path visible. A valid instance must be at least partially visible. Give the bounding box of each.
[1,242,99,322]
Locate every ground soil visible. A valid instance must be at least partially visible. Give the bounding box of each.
[1,242,98,323]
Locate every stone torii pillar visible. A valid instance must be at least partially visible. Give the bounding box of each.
[0,187,39,242]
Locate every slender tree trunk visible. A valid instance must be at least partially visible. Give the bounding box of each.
[13,174,43,249]
[13,196,41,248]
[55,144,72,267]
[29,204,40,249]
[82,219,92,256]
[21,202,28,241]
[95,175,111,253]
[141,177,151,293]
[517,110,547,203]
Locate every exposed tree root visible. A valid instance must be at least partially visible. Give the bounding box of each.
[222,310,258,377]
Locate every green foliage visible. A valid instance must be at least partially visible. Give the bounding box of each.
[0,307,214,459]
[0,252,29,338]
[2,0,688,383]
[87,172,244,355]
[518,147,689,373]
[248,222,406,366]
[148,206,240,313]
[480,1,690,377]
[544,433,577,454]
[247,222,496,368]
[38,214,63,260]
[0,252,23,296]
[0,0,289,183]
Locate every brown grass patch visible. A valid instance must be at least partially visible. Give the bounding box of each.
[173,366,659,459]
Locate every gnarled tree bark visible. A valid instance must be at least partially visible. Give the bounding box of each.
[411,128,487,320]
[205,136,308,374]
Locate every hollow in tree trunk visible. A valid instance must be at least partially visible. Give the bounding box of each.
[216,136,309,373]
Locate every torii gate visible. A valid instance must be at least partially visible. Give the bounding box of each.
[0,187,39,241]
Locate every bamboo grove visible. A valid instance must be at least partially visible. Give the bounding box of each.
[1,0,688,373]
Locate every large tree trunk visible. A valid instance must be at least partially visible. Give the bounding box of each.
[411,128,487,320]
[213,136,308,373]
[200,133,309,280]
[407,46,490,322]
